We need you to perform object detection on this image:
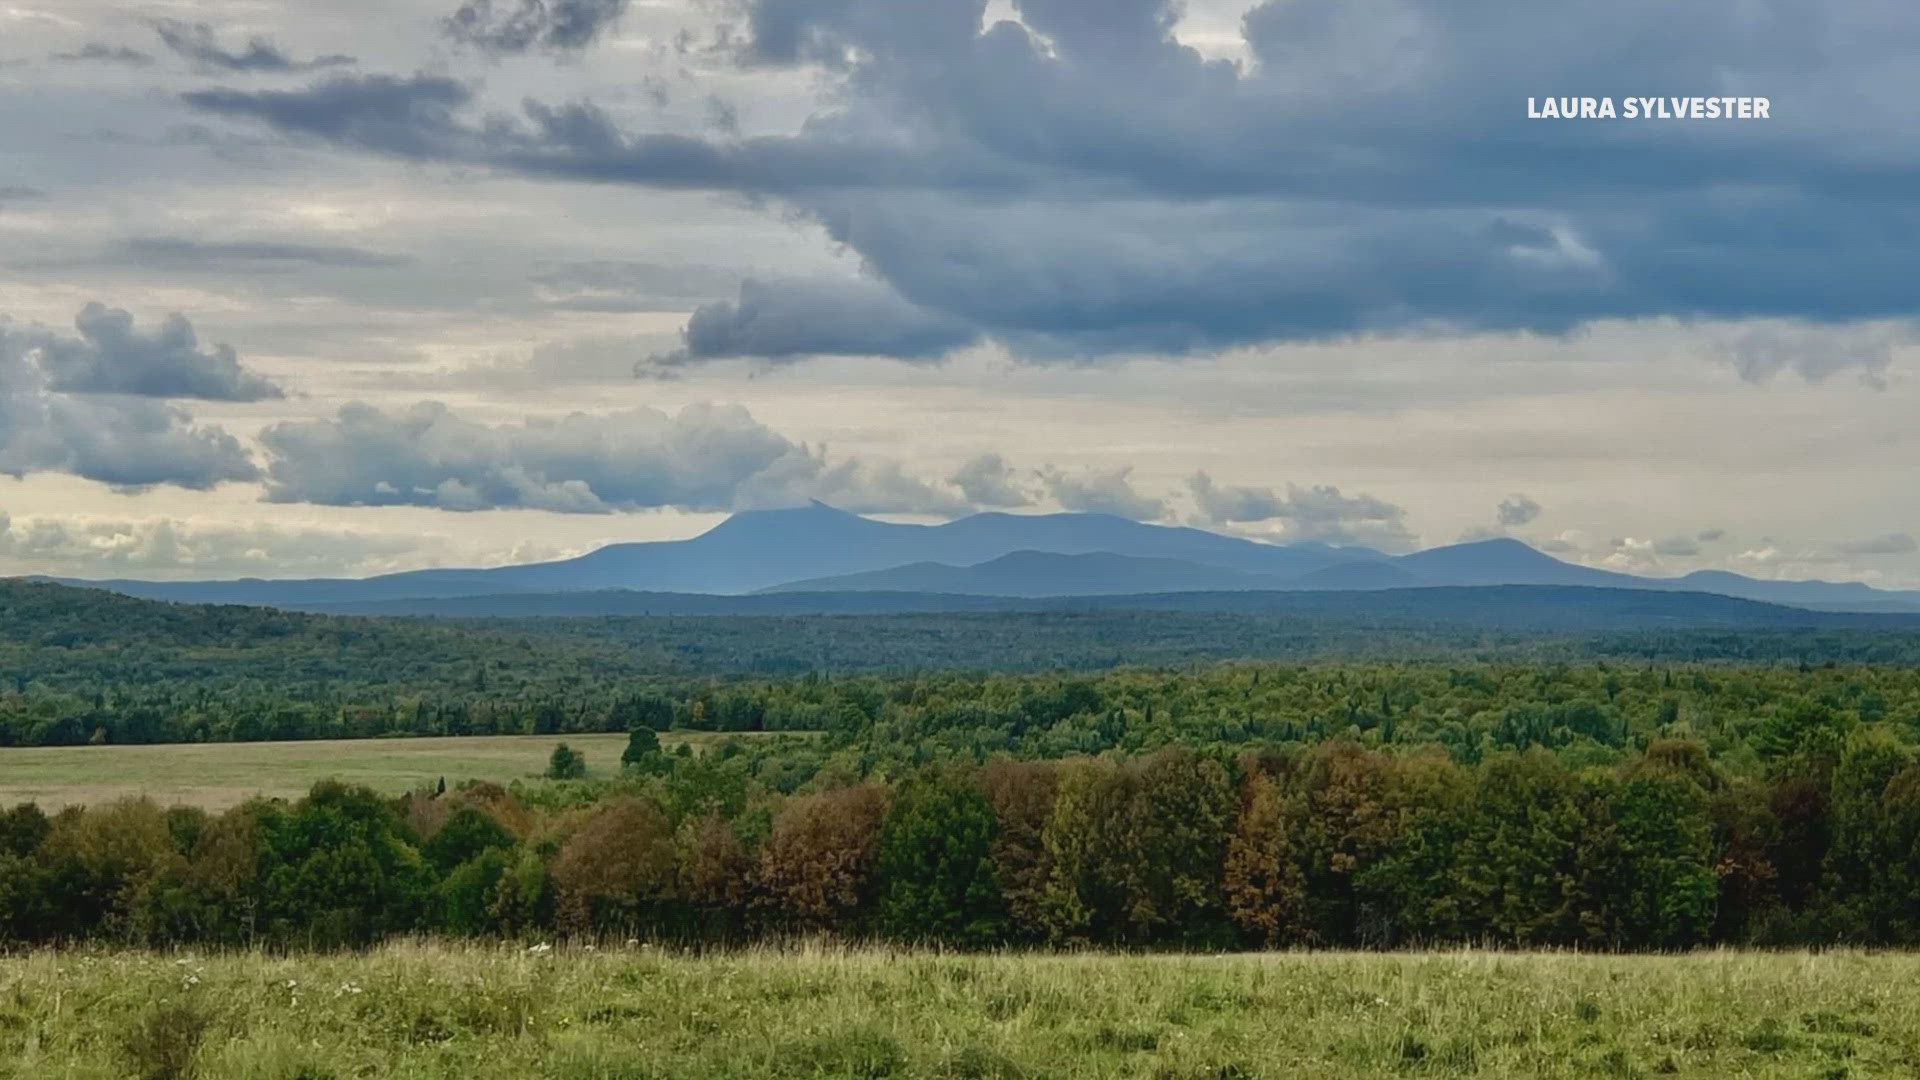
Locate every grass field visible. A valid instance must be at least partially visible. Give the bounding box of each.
[0,945,1908,1079]
[0,731,771,809]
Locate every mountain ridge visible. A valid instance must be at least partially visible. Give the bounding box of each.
[40,504,1920,614]
[273,583,1920,630]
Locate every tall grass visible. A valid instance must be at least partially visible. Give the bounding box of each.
[0,943,1909,1078]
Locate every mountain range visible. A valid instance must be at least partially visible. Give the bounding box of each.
[47,501,1920,615]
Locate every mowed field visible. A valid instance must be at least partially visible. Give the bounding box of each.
[0,731,755,809]
[0,945,1911,1079]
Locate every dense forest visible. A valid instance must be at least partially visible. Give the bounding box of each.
[7,579,1920,747]
[11,577,1920,951]
[5,715,1920,951]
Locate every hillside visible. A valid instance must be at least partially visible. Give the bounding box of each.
[297,581,1920,630]
[72,503,1361,605]
[759,550,1300,596]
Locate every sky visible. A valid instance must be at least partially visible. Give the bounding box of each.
[1,0,1916,586]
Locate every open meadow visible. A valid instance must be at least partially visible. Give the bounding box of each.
[0,731,759,810]
[0,945,1909,1079]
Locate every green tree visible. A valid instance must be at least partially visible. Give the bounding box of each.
[422,806,514,874]
[546,743,586,780]
[875,769,1008,947]
[1453,751,1588,946]
[1577,767,1717,949]
[622,728,672,775]
[1823,730,1914,937]
[255,782,429,947]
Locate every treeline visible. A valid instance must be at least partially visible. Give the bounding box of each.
[11,580,1920,716]
[6,716,1920,950]
[9,658,1917,788]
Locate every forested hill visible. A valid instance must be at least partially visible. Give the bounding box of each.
[9,578,1920,694]
[291,581,1920,628]
[7,575,1920,748]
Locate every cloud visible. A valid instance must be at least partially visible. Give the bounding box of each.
[1834,532,1918,556]
[0,187,44,203]
[1038,465,1167,521]
[1188,472,1415,549]
[1497,493,1542,528]
[184,74,474,157]
[154,20,354,73]
[1652,535,1701,557]
[407,335,666,391]
[1186,471,1288,525]
[0,385,257,496]
[0,305,264,491]
[257,400,965,515]
[532,259,741,313]
[50,44,155,66]
[1568,529,1918,579]
[0,394,259,492]
[949,453,1032,508]
[1534,531,1584,555]
[109,237,413,271]
[797,455,971,516]
[182,0,1920,367]
[442,0,630,55]
[665,279,981,365]
[1716,322,1909,387]
[27,303,284,401]
[0,513,452,579]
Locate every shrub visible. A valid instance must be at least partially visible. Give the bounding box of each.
[119,1001,214,1080]
[547,744,587,780]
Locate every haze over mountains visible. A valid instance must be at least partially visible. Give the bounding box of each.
[48,502,1920,616]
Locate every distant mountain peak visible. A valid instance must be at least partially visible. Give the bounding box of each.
[1455,536,1541,552]
[1411,536,1563,563]
[699,500,873,534]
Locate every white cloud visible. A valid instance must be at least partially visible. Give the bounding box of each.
[1039,464,1168,521]
[257,398,970,515]
[1188,472,1415,550]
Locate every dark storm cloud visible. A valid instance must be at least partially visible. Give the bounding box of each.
[668,279,981,365]
[51,44,156,66]
[30,303,285,402]
[184,74,475,156]
[1,395,260,491]
[258,400,966,514]
[113,237,414,271]
[154,20,354,73]
[443,0,631,55]
[183,0,1920,367]
[0,308,261,491]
